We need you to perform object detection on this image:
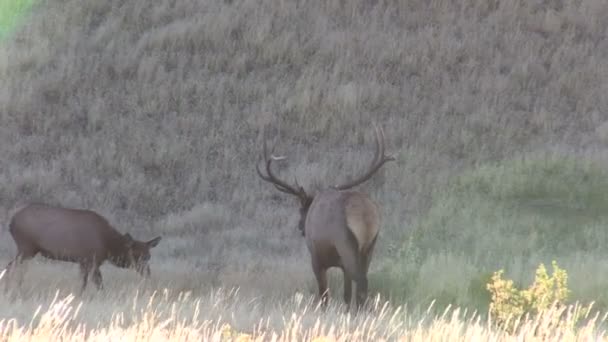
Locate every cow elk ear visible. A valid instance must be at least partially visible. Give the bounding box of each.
[146,236,162,248]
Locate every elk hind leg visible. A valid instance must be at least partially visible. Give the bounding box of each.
[337,238,368,310]
[355,235,378,308]
[312,259,329,308]
[355,274,368,310]
[362,235,378,274]
[343,272,353,311]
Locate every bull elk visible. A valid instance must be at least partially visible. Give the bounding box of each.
[257,124,395,309]
[2,203,162,293]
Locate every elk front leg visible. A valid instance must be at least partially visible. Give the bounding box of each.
[4,250,36,293]
[2,255,20,293]
[92,266,104,290]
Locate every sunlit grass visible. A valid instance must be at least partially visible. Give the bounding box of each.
[0,289,604,341]
[0,0,34,39]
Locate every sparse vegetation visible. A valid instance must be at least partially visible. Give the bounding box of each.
[1,0,608,339]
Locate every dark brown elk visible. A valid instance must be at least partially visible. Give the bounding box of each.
[2,203,161,293]
[257,124,394,310]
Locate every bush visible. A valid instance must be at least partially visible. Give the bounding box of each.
[486,261,590,332]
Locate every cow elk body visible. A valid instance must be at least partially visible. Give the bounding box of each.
[2,203,161,293]
[257,125,394,310]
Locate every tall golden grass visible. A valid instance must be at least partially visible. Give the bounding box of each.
[0,282,605,341]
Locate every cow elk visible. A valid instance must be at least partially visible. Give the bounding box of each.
[2,203,162,293]
[257,124,395,310]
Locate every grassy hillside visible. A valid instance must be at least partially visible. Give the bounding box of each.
[381,155,608,311]
[0,0,34,39]
[1,0,608,335]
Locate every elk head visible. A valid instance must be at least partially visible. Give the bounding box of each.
[256,123,394,235]
[112,233,162,277]
[256,137,313,236]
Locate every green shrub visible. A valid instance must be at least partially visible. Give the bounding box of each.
[486,261,589,332]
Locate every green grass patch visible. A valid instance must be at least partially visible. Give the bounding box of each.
[380,155,608,313]
[0,0,35,40]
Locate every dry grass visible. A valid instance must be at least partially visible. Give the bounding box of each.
[0,283,606,341]
[1,0,608,339]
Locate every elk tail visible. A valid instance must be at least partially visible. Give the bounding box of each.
[344,195,379,253]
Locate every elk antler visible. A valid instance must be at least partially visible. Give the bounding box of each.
[256,134,311,204]
[333,123,395,190]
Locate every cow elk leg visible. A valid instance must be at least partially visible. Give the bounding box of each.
[92,266,103,290]
[2,256,20,293]
[79,263,92,294]
[3,250,36,293]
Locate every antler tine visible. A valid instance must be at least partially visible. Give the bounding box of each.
[375,122,394,162]
[256,135,273,182]
[372,122,383,166]
[294,177,300,189]
[333,123,396,191]
[262,127,272,160]
[377,123,392,161]
[256,131,309,200]
[264,157,297,195]
[262,134,268,160]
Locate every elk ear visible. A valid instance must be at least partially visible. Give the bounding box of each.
[146,236,162,248]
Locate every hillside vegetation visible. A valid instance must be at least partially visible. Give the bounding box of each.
[0,0,34,39]
[381,156,608,311]
[1,0,608,336]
